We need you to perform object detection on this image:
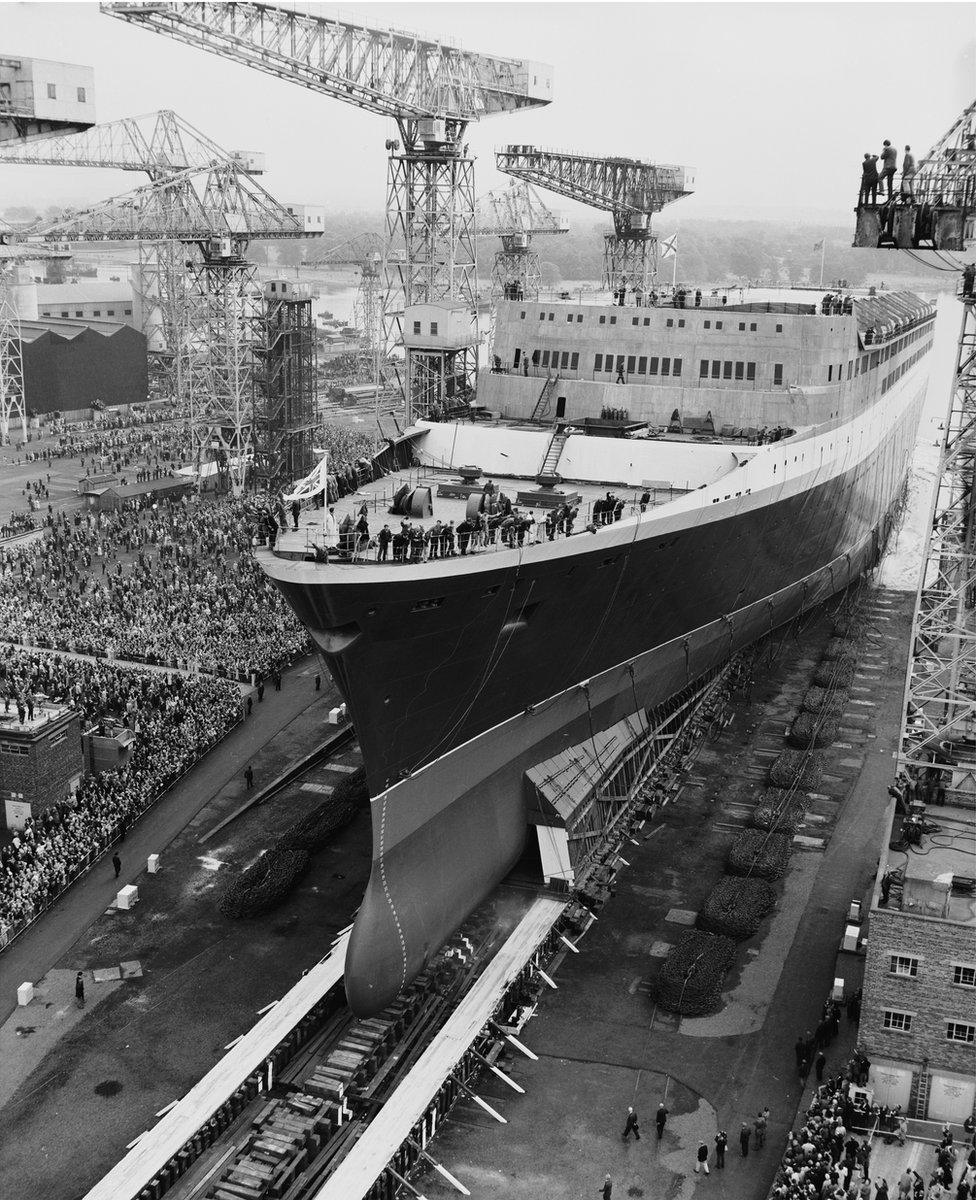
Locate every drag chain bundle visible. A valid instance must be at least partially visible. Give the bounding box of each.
[788,712,839,749]
[279,767,369,851]
[657,930,737,1015]
[753,789,806,833]
[769,748,823,790]
[218,847,310,918]
[814,659,857,689]
[728,829,792,880]
[697,876,777,939]
[801,686,847,717]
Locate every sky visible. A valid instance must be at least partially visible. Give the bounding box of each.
[1,1,974,228]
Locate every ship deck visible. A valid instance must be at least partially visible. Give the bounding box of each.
[273,425,760,562]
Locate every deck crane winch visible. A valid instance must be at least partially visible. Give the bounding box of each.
[475,179,568,301]
[27,160,322,494]
[0,109,266,406]
[100,1,553,422]
[0,221,71,442]
[300,232,393,389]
[495,146,695,298]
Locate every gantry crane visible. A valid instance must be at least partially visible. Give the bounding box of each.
[476,179,568,301]
[0,221,72,442]
[101,1,553,422]
[0,110,265,407]
[301,232,387,388]
[28,161,322,494]
[496,146,695,298]
[854,99,976,251]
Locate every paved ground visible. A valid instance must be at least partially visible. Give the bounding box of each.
[0,653,376,1200]
[417,586,915,1200]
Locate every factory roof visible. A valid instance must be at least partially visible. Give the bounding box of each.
[18,317,134,342]
[34,281,133,304]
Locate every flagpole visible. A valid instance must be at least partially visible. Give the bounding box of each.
[819,239,826,288]
[322,450,328,541]
[672,247,677,290]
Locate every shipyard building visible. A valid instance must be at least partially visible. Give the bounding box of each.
[860,798,976,1122]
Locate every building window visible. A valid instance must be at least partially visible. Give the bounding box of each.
[74,311,82,317]
[700,360,709,378]
[716,321,723,330]
[124,308,132,316]
[632,317,639,326]
[93,309,101,316]
[773,363,784,386]
[946,1021,976,1044]
[642,317,650,326]
[678,319,685,328]
[723,361,732,379]
[520,311,526,320]
[638,356,647,374]
[750,323,757,332]
[889,955,919,978]
[577,315,583,323]
[828,365,833,382]
[541,312,547,321]
[541,350,550,367]
[775,323,783,333]
[666,318,674,328]
[567,313,575,323]
[661,357,671,377]
[594,354,603,371]
[413,321,421,335]
[61,310,69,317]
[107,309,115,316]
[738,322,745,331]
[548,313,554,321]
[627,355,636,374]
[704,320,711,329]
[616,355,626,374]
[672,358,682,377]
[609,315,616,325]
[605,355,613,373]
[47,83,56,99]
[882,1009,914,1033]
[711,361,720,379]
[599,315,606,325]
[570,352,579,369]
[561,351,570,369]
[648,357,659,375]
[746,363,756,380]
[952,964,976,988]
[430,322,438,335]
[735,362,744,380]
[77,87,87,103]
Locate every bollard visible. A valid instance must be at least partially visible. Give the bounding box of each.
[17,981,33,1006]
[147,854,160,874]
[117,884,139,910]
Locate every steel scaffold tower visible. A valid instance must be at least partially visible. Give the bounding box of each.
[475,179,568,302]
[101,1,553,422]
[897,284,976,804]
[0,109,265,405]
[28,161,320,495]
[496,146,695,296]
[254,279,315,490]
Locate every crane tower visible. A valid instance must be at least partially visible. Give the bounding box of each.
[854,98,976,251]
[101,1,553,423]
[476,179,568,301]
[29,161,322,494]
[0,108,266,405]
[496,146,695,297]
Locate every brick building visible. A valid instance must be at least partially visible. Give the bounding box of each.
[860,798,976,1122]
[0,703,84,830]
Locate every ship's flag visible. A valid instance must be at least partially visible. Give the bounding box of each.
[660,235,678,258]
[813,239,825,251]
[283,450,329,504]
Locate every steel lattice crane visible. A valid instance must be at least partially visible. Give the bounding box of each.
[854,98,976,251]
[28,161,322,495]
[101,1,553,422]
[0,109,265,406]
[476,179,568,301]
[301,232,389,389]
[496,146,695,297]
[0,221,72,441]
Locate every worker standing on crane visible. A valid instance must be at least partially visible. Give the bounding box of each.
[900,146,916,202]
[879,140,898,200]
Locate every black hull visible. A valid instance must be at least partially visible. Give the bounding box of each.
[260,380,925,1015]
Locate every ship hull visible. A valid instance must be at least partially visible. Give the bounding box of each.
[261,377,926,1016]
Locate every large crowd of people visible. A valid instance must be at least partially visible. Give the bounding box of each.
[0,647,243,937]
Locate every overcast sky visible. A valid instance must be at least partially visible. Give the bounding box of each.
[2,1,973,228]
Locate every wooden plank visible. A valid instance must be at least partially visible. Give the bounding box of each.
[314,897,565,1200]
[82,936,348,1200]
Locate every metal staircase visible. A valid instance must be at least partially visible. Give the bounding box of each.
[530,373,559,422]
[538,427,568,479]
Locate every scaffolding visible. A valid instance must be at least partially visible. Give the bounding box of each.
[897,283,976,804]
[253,281,316,493]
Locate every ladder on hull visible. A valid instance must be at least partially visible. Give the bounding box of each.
[530,373,559,422]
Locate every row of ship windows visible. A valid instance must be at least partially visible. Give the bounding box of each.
[524,310,785,334]
[519,348,787,385]
[826,328,932,384]
[881,342,931,394]
[882,1010,975,1043]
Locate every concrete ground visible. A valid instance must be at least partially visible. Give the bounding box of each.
[0,656,374,1200]
[416,587,915,1200]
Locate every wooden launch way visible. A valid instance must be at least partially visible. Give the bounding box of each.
[82,936,349,1200]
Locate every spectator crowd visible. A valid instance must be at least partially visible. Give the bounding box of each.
[0,646,243,937]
